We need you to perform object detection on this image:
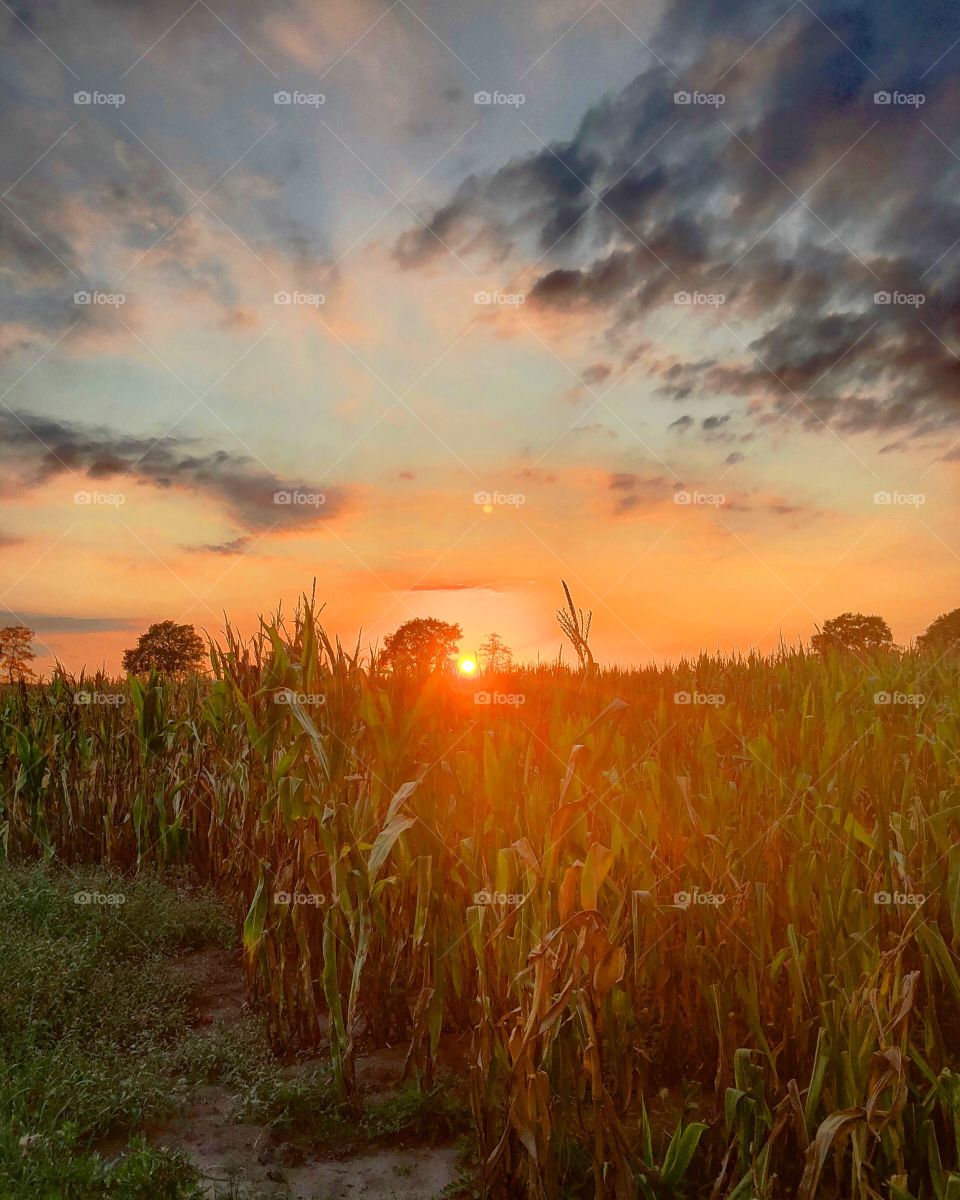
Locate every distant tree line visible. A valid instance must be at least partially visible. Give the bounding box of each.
[810,608,960,655]
[3,602,960,683]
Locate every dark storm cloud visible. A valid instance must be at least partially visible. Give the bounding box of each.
[186,536,252,556]
[724,496,814,519]
[606,472,672,516]
[1,610,139,633]
[559,360,612,404]
[582,362,612,386]
[516,467,558,483]
[394,0,960,440]
[0,410,349,533]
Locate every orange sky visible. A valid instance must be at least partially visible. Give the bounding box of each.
[3,0,959,674]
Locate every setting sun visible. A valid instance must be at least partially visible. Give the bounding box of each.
[3,1,959,1196]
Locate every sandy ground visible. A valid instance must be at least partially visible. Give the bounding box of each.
[151,949,465,1200]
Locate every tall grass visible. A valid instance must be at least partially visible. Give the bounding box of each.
[2,599,960,1198]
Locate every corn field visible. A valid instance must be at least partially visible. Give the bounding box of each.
[3,599,960,1199]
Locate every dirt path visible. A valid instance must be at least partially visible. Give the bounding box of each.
[151,949,466,1200]
[158,1085,462,1200]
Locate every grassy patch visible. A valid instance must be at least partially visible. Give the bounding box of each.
[0,862,231,1199]
[236,1070,470,1148]
[361,1084,472,1143]
[172,1018,275,1092]
[0,862,475,1198]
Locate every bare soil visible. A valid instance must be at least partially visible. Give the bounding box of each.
[150,949,468,1200]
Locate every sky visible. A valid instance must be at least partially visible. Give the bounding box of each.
[1,0,959,673]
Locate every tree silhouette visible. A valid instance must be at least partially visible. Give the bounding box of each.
[917,608,960,654]
[810,612,893,655]
[380,617,462,678]
[0,624,37,682]
[122,621,206,676]
[478,632,513,672]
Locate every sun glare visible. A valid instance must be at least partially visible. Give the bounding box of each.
[458,656,477,675]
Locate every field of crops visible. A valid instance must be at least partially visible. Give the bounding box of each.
[3,602,960,1199]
